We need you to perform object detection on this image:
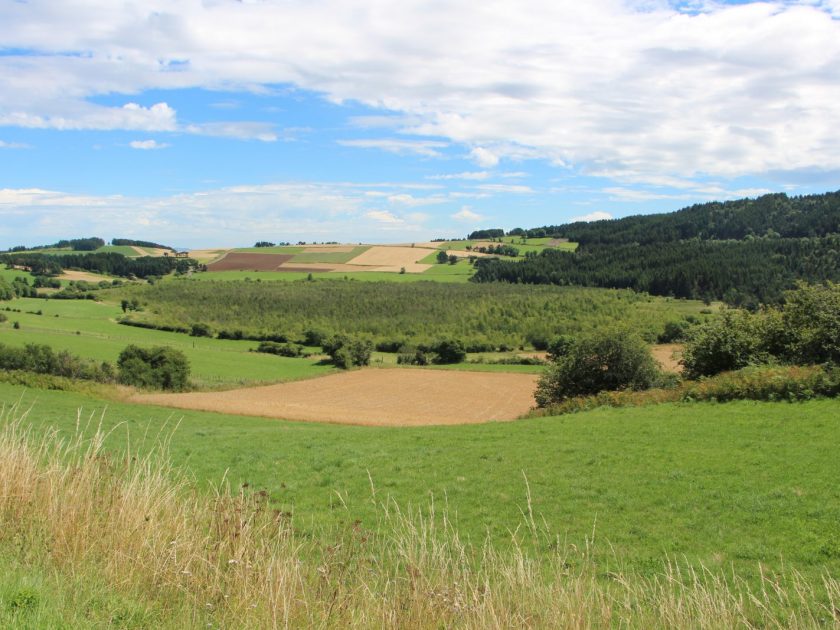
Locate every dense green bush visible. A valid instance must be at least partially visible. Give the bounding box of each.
[117,345,190,391]
[682,282,840,377]
[255,341,307,358]
[681,310,769,379]
[431,339,467,364]
[322,335,372,369]
[0,342,114,382]
[535,329,659,406]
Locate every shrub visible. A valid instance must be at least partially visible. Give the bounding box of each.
[190,323,213,338]
[256,341,306,358]
[322,335,372,369]
[535,329,659,406]
[117,345,190,391]
[681,309,769,379]
[431,339,466,364]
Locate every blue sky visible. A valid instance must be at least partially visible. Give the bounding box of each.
[1,0,839,248]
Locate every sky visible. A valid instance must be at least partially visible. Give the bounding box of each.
[1,0,839,249]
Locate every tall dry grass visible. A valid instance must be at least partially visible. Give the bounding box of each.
[0,402,838,628]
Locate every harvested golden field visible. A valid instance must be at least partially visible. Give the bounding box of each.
[132,368,539,426]
[57,270,111,282]
[346,245,435,272]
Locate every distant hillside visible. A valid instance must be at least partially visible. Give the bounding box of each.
[472,190,840,307]
[534,191,840,246]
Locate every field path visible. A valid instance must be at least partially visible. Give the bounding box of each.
[132,368,539,427]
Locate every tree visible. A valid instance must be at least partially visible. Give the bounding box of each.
[681,309,767,378]
[432,339,466,364]
[448,254,458,265]
[436,250,449,264]
[117,345,190,391]
[535,329,658,406]
[322,335,372,369]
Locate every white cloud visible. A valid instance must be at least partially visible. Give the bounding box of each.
[0,140,29,149]
[0,1,839,181]
[0,182,447,247]
[129,139,169,150]
[470,147,500,168]
[452,206,484,221]
[570,211,613,223]
[365,210,403,224]
[338,139,448,157]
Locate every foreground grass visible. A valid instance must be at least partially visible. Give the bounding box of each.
[1,382,838,588]
[1,404,837,629]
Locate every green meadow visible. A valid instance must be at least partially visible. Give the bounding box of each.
[0,298,332,388]
[1,381,838,584]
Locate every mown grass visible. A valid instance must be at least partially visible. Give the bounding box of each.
[288,245,370,263]
[437,237,578,255]
[2,404,837,628]
[0,298,333,388]
[1,381,838,586]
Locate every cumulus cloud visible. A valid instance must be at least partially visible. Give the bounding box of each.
[470,148,500,168]
[129,139,169,150]
[570,211,613,223]
[0,1,839,182]
[452,206,484,221]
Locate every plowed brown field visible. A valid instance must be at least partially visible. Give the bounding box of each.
[207,252,294,271]
[132,368,539,427]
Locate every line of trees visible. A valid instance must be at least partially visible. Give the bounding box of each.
[111,238,172,249]
[1,252,197,279]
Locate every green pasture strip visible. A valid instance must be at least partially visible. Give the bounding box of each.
[288,245,370,264]
[94,245,141,257]
[0,298,333,388]
[0,268,35,283]
[1,382,838,583]
[432,238,578,257]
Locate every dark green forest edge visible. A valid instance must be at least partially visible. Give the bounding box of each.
[472,191,840,307]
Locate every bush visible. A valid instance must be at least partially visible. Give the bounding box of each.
[535,329,659,406]
[322,335,372,369]
[681,309,769,379]
[190,323,213,338]
[431,339,466,364]
[117,345,190,391]
[256,341,306,357]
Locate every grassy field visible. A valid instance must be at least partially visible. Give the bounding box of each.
[438,236,578,255]
[0,382,837,584]
[0,298,333,388]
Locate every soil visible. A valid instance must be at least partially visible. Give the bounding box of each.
[132,368,540,427]
[207,252,294,271]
